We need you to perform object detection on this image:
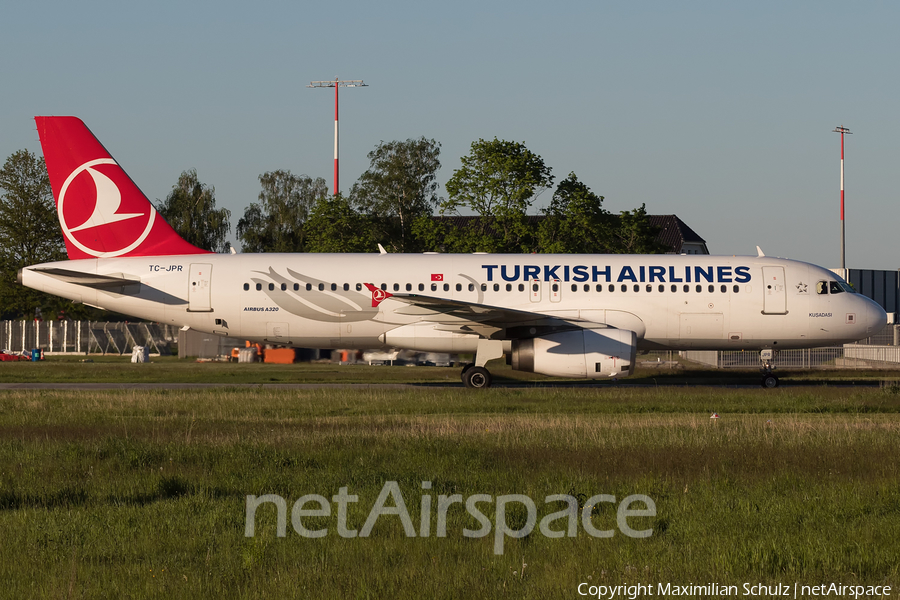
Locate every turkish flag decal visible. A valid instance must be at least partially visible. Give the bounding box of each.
[431,274,443,281]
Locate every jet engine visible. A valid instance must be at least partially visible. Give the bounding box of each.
[510,328,637,379]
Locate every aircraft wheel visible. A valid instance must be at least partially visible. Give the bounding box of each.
[460,363,475,383]
[463,366,492,389]
[761,374,779,389]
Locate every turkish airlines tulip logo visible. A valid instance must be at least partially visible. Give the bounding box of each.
[57,158,157,257]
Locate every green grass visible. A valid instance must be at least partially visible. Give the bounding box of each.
[1,386,899,597]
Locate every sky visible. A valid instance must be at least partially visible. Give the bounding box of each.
[1,1,898,269]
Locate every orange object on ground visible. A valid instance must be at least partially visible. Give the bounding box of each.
[263,348,296,364]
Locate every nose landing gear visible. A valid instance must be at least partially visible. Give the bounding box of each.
[759,348,779,388]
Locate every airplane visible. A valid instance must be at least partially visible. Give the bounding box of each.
[18,116,888,388]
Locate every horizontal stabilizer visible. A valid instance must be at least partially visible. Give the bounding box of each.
[30,267,141,290]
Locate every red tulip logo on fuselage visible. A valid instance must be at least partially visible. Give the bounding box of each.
[58,158,157,257]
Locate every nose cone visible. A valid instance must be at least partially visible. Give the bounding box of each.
[866,298,888,335]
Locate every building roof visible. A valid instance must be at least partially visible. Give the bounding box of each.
[647,215,708,254]
[433,214,707,254]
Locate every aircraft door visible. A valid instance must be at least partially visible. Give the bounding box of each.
[762,266,787,314]
[266,322,289,342]
[188,263,213,312]
[549,279,561,303]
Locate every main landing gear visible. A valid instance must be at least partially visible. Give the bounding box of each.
[461,363,491,388]
[460,340,506,389]
[759,348,779,388]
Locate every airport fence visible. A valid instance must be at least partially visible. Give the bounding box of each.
[669,323,900,370]
[1,320,178,356]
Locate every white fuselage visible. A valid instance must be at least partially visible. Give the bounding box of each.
[20,253,886,353]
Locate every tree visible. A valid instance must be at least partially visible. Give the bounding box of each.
[0,150,68,319]
[155,169,231,253]
[614,204,666,254]
[351,138,441,252]
[442,138,553,252]
[237,171,328,252]
[304,194,375,253]
[537,172,615,254]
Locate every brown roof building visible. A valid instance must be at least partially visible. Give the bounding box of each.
[434,214,708,255]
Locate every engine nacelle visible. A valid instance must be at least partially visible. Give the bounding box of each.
[510,328,637,379]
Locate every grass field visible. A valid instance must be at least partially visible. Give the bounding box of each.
[1,362,899,598]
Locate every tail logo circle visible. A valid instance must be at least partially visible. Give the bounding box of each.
[58,158,156,257]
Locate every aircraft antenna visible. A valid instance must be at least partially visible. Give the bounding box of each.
[832,125,851,278]
[309,78,368,195]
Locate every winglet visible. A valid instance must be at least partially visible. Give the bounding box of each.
[378,243,388,255]
[756,246,765,257]
[363,283,393,307]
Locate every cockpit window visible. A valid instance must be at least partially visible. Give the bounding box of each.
[823,281,855,295]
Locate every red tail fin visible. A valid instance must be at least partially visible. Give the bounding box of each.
[35,116,210,259]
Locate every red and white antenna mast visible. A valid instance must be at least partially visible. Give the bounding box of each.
[309,78,368,195]
[833,125,851,276]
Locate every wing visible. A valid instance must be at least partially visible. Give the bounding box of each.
[364,284,596,339]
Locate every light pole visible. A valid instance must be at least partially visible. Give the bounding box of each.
[833,125,851,277]
[308,78,368,195]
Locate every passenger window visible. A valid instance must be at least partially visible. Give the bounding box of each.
[506,284,512,292]
[659,285,665,293]
[294,283,300,291]
[393,283,400,292]
[306,283,312,291]
[456,283,462,292]
[518,284,525,292]
[609,284,615,292]
[633,284,640,292]
[671,284,677,292]
[380,283,387,290]
[243,283,249,291]
[356,283,362,291]
[468,284,475,292]
[733,285,739,293]
[621,284,627,292]
[269,283,275,291]
[281,283,287,291]
[256,283,262,291]
[418,283,424,292]
[344,283,350,291]
[584,284,590,292]
[646,284,653,292]
[816,281,828,295]
[570,284,577,292]
[481,284,486,291]
[695,285,702,293]
[444,283,450,292]
[720,285,726,293]
[532,283,539,292]
[431,283,437,292]
[683,285,689,293]
[406,283,412,291]
[493,284,500,292]
[331,283,337,291]
[318,283,324,291]
[596,284,603,292]
[708,285,715,293]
